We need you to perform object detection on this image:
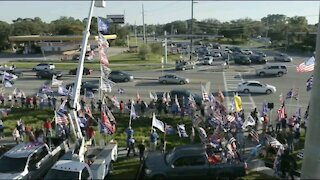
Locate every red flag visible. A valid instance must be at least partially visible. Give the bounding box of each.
[277,102,286,119]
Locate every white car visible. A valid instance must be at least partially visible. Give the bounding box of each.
[32,63,55,71]
[202,56,213,65]
[237,81,276,94]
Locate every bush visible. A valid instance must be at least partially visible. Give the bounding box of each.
[138,44,151,60]
[149,43,163,55]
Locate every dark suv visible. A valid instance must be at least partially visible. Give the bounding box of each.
[36,69,62,79]
[234,55,251,65]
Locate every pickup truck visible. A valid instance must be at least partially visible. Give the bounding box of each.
[0,137,68,179]
[44,142,118,180]
[143,144,246,179]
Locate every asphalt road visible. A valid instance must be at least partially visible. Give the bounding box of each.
[8,54,311,123]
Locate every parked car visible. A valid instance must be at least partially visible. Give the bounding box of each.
[36,69,62,79]
[229,46,242,53]
[175,61,195,71]
[69,67,93,75]
[32,63,55,71]
[159,74,189,85]
[274,53,292,62]
[108,71,133,82]
[257,51,267,57]
[144,144,246,179]
[202,56,214,65]
[237,80,276,94]
[0,137,68,179]
[241,49,253,55]
[256,65,287,77]
[66,81,99,94]
[249,55,267,64]
[234,55,251,65]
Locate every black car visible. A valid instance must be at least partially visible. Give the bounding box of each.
[69,67,93,75]
[234,55,251,65]
[36,70,62,79]
[65,81,99,94]
[108,71,133,82]
[250,55,267,64]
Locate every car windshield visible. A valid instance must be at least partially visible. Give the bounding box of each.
[44,169,79,180]
[0,156,28,173]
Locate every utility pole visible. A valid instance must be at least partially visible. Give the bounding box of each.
[134,21,137,46]
[142,3,146,44]
[190,0,194,61]
[301,8,320,179]
[164,31,168,64]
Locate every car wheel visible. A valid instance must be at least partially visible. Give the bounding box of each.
[278,72,284,76]
[259,72,265,76]
[179,81,185,85]
[266,89,272,94]
[124,78,129,82]
[36,75,41,79]
[243,89,250,94]
[192,65,195,69]
[162,80,167,84]
[182,67,186,71]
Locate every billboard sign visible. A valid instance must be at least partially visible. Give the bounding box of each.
[107,15,125,24]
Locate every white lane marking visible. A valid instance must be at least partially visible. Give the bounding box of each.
[222,71,230,110]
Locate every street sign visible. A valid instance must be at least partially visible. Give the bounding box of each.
[107,15,125,24]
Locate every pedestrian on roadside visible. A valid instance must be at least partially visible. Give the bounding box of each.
[26,96,31,108]
[12,128,20,144]
[90,99,95,112]
[141,100,146,116]
[150,129,159,151]
[13,95,18,107]
[125,126,134,149]
[16,120,25,142]
[127,136,137,157]
[48,96,52,109]
[97,99,102,111]
[21,94,26,108]
[120,101,125,115]
[281,114,288,132]
[138,140,146,162]
[44,118,53,137]
[52,96,57,110]
[32,95,37,109]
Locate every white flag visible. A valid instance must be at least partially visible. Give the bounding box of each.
[52,75,63,86]
[197,127,207,143]
[242,115,256,129]
[4,80,12,87]
[58,86,69,96]
[130,102,137,120]
[149,91,157,101]
[101,79,116,92]
[152,113,165,133]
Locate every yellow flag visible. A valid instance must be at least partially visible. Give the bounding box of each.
[234,95,242,112]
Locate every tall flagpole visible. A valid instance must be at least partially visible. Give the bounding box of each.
[301,6,320,178]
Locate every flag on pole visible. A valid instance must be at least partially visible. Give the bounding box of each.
[85,90,94,99]
[55,100,68,125]
[242,115,256,129]
[296,56,315,73]
[97,16,110,35]
[174,95,181,112]
[197,127,207,143]
[279,93,283,103]
[100,78,116,92]
[149,91,157,101]
[201,84,209,101]
[4,80,13,87]
[3,72,17,81]
[218,90,225,103]
[130,102,137,120]
[152,113,165,133]
[304,104,310,120]
[306,75,313,92]
[110,95,120,109]
[58,86,70,96]
[136,92,141,102]
[177,124,188,137]
[162,92,167,103]
[100,106,115,134]
[234,94,242,112]
[262,102,269,116]
[166,92,171,103]
[295,107,301,119]
[52,75,63,86]
[278,102,286,119]
[250,129,259,142]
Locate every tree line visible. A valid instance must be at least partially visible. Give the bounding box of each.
[0,14,316,52]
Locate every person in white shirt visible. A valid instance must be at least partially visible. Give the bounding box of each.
[12,128,20,144]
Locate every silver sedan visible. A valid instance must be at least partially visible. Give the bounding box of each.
[158,74,190,85]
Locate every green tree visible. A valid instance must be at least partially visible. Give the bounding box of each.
[0,21,11,50]
[150,43,163,55]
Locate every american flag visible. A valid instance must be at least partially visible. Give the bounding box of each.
[97,17,109,35]
[297,56,315,73]
[162,92,167,103]
[286,88,298,100]
[227,115,235,122]
[201,84,209,101]
[278,102,286,119]
[249,129,259,142]
[306,75,313,92]
[177,124,188,138]
[297,150,304,159]
[100,106,115,135]
[262,102,269,116]
[99,46,109,67]
[175,95,181,112]
[55,107,68,125]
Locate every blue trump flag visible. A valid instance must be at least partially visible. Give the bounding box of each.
[97,16,109,35]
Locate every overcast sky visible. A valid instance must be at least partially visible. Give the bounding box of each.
[1,1,319,25]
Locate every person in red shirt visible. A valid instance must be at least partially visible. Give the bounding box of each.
[86,126,96,146]
[262,113,269,134]
[43,119,53,137]
[120,101,125,115]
